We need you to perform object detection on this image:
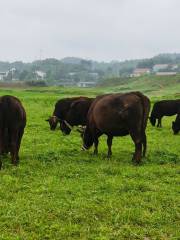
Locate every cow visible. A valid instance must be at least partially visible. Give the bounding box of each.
[149,99,180,127]
[58,94,113,135]
[81,92,150,164]
[46,96,94,134]
[0,95,26,169]
[172,112,180,134]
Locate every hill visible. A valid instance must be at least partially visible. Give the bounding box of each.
[99,74,180,96]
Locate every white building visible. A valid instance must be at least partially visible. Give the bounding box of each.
[77,81,96,87]
[0,68,17,81]
[35,70,46,80]
[156,72,177,76]
[130,68,151,77]
[0,71,9,81]
[9,68,17,81]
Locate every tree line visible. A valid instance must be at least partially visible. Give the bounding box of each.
[1,53,180,85]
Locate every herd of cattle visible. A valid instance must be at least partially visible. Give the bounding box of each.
[0,93,179,169]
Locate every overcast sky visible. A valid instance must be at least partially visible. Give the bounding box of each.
[0,0,180,62]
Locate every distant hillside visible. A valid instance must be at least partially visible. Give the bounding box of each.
[100,74,180,96]
[1,53,180,84]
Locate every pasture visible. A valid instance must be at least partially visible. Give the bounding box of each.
[0,87,179,240]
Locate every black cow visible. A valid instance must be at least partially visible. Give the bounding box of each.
[0,95,26,169]
[149,99,180,127]
[172,112,180,134]
[59,94,112,135]
[46,96,94,134]
[82,92,150,164]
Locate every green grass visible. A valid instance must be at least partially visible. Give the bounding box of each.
[99,74,180,97]
[0,87,179,239]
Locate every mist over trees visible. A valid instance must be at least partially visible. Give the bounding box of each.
[1,53,180,85]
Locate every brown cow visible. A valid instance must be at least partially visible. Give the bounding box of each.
[82,92,150,164]
[46,96,94,134]
[0,95,26,169]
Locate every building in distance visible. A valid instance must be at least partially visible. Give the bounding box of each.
[77,81,96,87]
[156,72,177,76]
[130,68,151,77]
[35,71,46,80]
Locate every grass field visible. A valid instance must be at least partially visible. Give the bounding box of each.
[100,74,180,97]
[0,87,179,240]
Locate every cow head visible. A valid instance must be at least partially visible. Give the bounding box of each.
[60,120,72,135]
[172,121,179,135]
[81,127,94,150]
[46,116,59,130]
[149,115,156,126]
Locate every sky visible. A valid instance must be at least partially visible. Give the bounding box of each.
[0,0,180,62]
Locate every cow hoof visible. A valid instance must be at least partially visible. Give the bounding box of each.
[132,156,141,165]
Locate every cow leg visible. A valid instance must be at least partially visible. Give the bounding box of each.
[157,118,162,127]
[142,133,147,157]
[107,136,113,158]
[2,128,9,155]
[133,141,142,164]
[157,119,160,127]
[93,129,102,155]
[129,131,142,164]
[93,138,99,155]
[16,128,24,161]
[10,130,19,166]
[0,129,3,169]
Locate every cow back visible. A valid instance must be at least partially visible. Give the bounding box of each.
[87,92,150,136]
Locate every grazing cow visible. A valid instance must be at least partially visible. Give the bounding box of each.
[0,95,26,169]
[46,96,94,134]
[82,92,150,164]
[149,99,180,127]
[59,94,112,135]
[172,112,180,134]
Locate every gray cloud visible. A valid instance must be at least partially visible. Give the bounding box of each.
[0,0,180,62]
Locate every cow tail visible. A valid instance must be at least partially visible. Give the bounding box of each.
[133,92,151,134]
